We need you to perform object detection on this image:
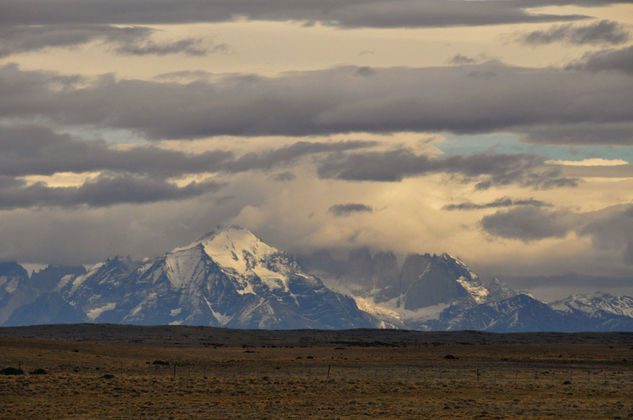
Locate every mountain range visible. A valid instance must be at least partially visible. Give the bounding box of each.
[1,226,632,332]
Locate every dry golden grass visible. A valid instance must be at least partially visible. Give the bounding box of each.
[1,334,632,419]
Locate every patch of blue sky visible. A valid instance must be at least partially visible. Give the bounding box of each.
[57,127,148,144]
[438,132,633,164]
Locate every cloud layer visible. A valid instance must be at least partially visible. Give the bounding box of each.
[0,24,219,57]
[2,62,632,144]
[518,20,629,45]
[0,0,608,28]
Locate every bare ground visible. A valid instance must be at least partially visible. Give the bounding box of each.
[1,325,632,419]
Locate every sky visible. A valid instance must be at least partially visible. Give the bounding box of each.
[1,0,633,300]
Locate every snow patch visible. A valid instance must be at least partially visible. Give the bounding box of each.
[354,295,449,323]
[165,246,205,289]
[19,263,47,277]
[203,296,232,326]
[456,276,489,304]
[170,308,182,317]
[3,277,19,293]
[71,263,104,293]
[56,274,74,290]
[86,302,116,320]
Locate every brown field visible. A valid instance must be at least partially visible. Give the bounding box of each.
[1,326,632,419]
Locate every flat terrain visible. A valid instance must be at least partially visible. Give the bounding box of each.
[1,325,633,419]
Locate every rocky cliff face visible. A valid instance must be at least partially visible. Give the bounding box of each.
[1,230,633,332]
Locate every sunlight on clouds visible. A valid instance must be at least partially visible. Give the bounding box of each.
[21,171,101,187]
[547,158,629,166]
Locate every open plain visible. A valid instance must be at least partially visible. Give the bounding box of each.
[1,325,632,419]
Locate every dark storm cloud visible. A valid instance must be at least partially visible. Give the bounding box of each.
[2,63,633,142]
[579,205,633,265]
[0,24,216,57]
[0,24,147,57]
[113,38,223,56]
[0,0,602,28]
[567,45,633,74]
[0,125,372,178]
[481,207,576,241]
[518,20,629,45]
[482,203,633,266]
[0,173,222,209]
[221,141,375,173]
[315,149,576,188]
[449,54,476,65]
[519,123,633,145]
[0,125,231,177]
[443,197,552,211]
[271,172,296,182]
[328,203,373,216]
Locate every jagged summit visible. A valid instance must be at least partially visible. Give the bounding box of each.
[0,229,632,331]
[0,226,374,329]
[550,293,633,318]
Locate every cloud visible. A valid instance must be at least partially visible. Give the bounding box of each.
[113,38,224,56]
[579,205,633,265]
[220,140,376,173]
[0,125,231,177]
[0,173,222,209]
[518,20,629,45]
[271,172,296,182]
[328,203,373,216]
[0,0,599,28]
[449,54,476,65]
[2,63,633,143]
[443,197,552,211]
[481,207,577,242]
[519,122,633,145]
[316,149,576,188]
[0,125,373,178]
[567,45,633,74]
[482,203,633,266]
[0,24,218,57]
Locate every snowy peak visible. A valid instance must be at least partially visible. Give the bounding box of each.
[550,293,633,318]
[197,226,279,275]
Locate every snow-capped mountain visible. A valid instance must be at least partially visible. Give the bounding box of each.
[0,227,374,329]
[299,248,510,328]
[1,228,632,331]
[550,293,633,318]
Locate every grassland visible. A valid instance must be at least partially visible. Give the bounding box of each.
[1,326,632,419]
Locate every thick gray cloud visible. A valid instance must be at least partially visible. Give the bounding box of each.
[0,24,215,57]
[0,125,372,178]
[316,149,576,188]
[519,20,629,45]
[481,207,576,241]
[0,197,250,264]
[0,0,602,28]
[113,38,222,56]
[482,203,633,266]
[567,45,633,74]
[2,63,632,143]
[579,205,633,265]
[449,54,477,65]
[0,173,222,209]
[519,123,633,145]
[220,140,376,173]
[0,125,231,177]
[443,197,551,211]
[328,203,373,216]
[271,172,296,182]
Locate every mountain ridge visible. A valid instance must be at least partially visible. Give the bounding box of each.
[1,227,632,331]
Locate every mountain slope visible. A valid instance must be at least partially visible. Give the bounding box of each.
[1,229,633,331]
[7,227,375,329]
